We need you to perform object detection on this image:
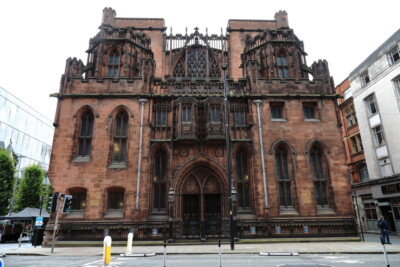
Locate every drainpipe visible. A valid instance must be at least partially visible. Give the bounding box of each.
[253,100,269,208]
[135,99,147,210]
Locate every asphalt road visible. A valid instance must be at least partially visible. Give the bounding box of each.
[2,253,400,267]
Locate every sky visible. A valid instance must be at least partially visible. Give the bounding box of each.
[0,0,399,121]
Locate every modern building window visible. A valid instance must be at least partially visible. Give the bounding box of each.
[234,110,245,126]
[236,149,251,211]
[112,111,128,163]
[372,125,385,146]
[350,134,363,154]
[108,190,124,210]
[71,190,87,210]
[270,102,284,120]
[153,149,167,212]
[358,164,369,182]
[394,78,400,99]
[364,94,378,116]
[309,146,329,207]
[108,51,120,77]
[77,111,94,157]
[345,106,357,127]
[182,104,192,123]
[388,45,400,65]
[303,102,318,120]
[277,51,289,78]
[210,105,221,123]
[275,146,292,208]
[360,71,370,86]
[379,157,393,177]
[363,199,378,230]
[156,110,167,126]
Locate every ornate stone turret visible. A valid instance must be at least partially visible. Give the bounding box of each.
[274,10,289,28]
[312,59,334,93]
[102,7,116,26]
[64,57,84,80]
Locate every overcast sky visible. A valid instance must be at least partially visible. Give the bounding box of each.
[1,0,399,121]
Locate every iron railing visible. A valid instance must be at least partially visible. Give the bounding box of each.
[57,217,357,241]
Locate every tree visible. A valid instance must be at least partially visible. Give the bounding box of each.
[0,148,15,215]
[14,165,45,212]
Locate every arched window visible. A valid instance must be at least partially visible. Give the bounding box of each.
[275,146,292,208]
[153,149,167,212]
[309,146,329,207]
[108,51,120,77]
[277,51,289,78]
[107,188,124,210]
[236,149,251,211]
[77,111,94,157]
[70,188,87,211]
[112,110,128,163]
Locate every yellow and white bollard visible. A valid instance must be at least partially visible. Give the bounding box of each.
[126,232,133,255]
[103,235,112,266]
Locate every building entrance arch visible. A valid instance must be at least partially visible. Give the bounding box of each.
[176,166,226,237]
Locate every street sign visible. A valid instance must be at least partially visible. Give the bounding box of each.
[35,217,43,227]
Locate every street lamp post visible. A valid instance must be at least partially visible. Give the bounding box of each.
[8,154,24,215]
[222,63,235,250]
[168,187,175,241]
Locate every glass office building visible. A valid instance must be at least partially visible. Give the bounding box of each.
[0,86,54,178]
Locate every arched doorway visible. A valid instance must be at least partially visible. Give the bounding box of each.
[178,167,225,238]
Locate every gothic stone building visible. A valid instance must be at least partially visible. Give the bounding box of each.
[46,8,356,242]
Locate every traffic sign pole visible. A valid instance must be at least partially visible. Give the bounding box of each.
[51,194,62,253]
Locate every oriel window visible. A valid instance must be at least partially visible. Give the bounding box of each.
[182,104,192,123]
[77,111,94,157]
[108,51,120,78]
[277,51,289,78]
[112,111,128,163]
[210,104,221,122]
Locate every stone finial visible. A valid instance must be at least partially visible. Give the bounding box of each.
[102,7,116,26]
[274,10,289,28]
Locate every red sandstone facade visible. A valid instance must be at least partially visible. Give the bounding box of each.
[336,79,368,184]
[46,8,355,242]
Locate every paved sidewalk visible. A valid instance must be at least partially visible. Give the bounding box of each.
[1,234,399,256]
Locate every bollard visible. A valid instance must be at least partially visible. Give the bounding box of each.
[103,235,112,266]
[18,232,23,248]
[218,239,222,267]
[163,241,167,267]
[380,236,390,267]
[126,232,133,255]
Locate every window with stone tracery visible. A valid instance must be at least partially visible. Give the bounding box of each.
[275,146,292,208]
[108,50,120,77]
[277,50,289,78]
[153,149,167,212]
[112,110,128,163]
[236,149,251,211]
[77,110,94,157]
[309,146,329,208]
[173,47,220,79]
